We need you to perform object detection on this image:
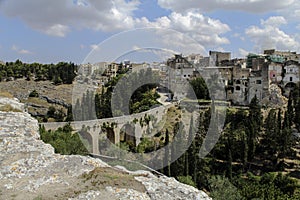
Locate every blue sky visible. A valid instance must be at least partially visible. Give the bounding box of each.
[0,0,299,64]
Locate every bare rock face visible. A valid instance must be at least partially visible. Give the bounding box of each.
[0,97,211,200]
[261,84,288,108]
[0,97,24,111]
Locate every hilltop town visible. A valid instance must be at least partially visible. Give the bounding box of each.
[78,49,300,107]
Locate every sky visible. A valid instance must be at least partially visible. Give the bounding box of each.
[0,0,300,64]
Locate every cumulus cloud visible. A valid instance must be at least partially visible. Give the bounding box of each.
[140,11,231,49]
[245,16,300,52]
[0,0,231,54]
[44,24,70,37]
[278,0,300,20]
[261,16,287,27]
[157,0,295,13]
[11,45,33,54]
[0,0,140,36]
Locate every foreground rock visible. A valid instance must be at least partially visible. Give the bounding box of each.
[0,97,211,200]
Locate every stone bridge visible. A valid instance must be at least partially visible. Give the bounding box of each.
[40,105,172,154]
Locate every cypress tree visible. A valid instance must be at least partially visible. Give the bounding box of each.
[227,149,233,180]
[164,129,171,176]
[186,116,194,176]
[242,131,248,170]
[247,95,262,161]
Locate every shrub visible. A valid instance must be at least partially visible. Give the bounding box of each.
[29,90,39,97]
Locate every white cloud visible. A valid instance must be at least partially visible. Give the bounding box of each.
[245,16,300,52]
[11,45,33,54]
[90,44,99,50]
[0,0,140,36]
[278,0,300,20]
[44,24,70,37]
[139,11,231,49]
[238,48,249,57]
[0,0,231,54]
[157,0,294,13]
[261,16,287,27]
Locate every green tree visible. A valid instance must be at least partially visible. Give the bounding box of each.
[29,90,39,97]
[163,129,171,176]
[247,95,262,161]
[39,124,88,155]
[208,176,244,200]
[188,77,209,100]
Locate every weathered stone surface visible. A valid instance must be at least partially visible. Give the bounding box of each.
[261,84,288,108]
[0,97,24,111]
[135,176,210,200]
[40,95,70,107]
[0,97,211,200]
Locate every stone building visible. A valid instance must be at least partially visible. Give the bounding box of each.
[163,49,300,105]
[166,54,195,100]
[167,54,193,69]
[264,49,300,62]
[247,71,263,104]
[186,53,203,64]
[231,77,248,104]
[104,62,119,79]
[246,53,266,70]
[283,60,300,95]
[209,51,231,66]
[268,62,283,84]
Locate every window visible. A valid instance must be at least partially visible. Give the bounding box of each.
[236,86,241,91]
[290,77,293,82]
[256,80,262,84]
[236,80,241,84]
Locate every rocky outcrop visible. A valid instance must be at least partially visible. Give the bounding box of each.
[261,84,288,108]
[0,97,211,200]
[0,97,24,111]
[40,95,70,107]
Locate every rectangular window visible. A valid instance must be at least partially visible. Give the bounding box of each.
[290,77,293,82]
[256,80,262,84]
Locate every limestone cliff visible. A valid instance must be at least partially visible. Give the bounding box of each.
[0,97,211,200]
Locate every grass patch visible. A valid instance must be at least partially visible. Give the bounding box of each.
[81,167,146,192]
[32,196,43,200]
[0,90,14,98]
[0,104,22,112]
[23,97,48,106]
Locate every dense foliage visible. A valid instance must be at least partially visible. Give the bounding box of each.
[74,68,161,121]
[0,59,77,84]
[188,77,210,100]
[39,123,88,155]
[157,90,300,199]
